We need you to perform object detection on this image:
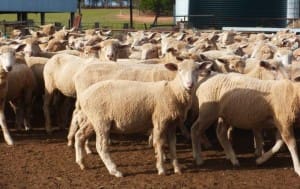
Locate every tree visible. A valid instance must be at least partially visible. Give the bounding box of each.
[139,0,173,26]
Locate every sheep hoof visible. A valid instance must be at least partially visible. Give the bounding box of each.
[78,163,85,170]
[254,150,263,157]
[256,157,265,165]
[175,168,182,175]
[85,149,92,155]
[111,170,123,177]
[196,159,204,166]
[158,170,166,175]
[67,141,73,147]
[4,136,14,146]
[6,141,14,146]
[295,168,300,176]
[232,161,240,167]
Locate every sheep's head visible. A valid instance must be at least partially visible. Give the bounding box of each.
[23,38,42,57]
[274,48,292,66]
[140,44,159,60]
[258,59,289,80]
[215,55,246,73]
[0,46,16,72]
[98,39,129,61]
[165,59,211,92]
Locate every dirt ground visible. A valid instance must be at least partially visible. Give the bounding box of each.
[1,115,300,189]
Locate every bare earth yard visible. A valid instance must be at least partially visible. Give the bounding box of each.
[0,120,300,189]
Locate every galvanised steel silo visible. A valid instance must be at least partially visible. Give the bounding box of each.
[189,0,287,29]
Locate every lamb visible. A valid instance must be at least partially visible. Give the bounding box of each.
[91,39,129,61]
[191,73,300,176]
[0,46,17,145]
[7,63,36,130]
[43,54,97,133]
[67,62,179,146]
[23,37,80,58]
[74,59,210,177]
[129,43,159,60]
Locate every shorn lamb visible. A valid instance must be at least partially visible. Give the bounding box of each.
[74,60,210,177]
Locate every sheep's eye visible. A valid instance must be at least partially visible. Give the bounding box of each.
[271,66,276,70]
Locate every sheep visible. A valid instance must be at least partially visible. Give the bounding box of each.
[43,54,98,133]
[7,63,36,130]
[191,73,300,176]
[245,59,289,80]
[22,37,80,58]
[90,39,129,61]
[225,58,290,156]
[74,59,210,177]
[199,54,246,73]
[67,62,178,147]
[0,46,17,145]
[129,43,160,60]
[24,56,49,95]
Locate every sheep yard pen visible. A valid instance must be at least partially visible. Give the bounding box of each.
[1,8,300,189]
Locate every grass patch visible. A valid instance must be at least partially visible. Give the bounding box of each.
[0,9,173,30]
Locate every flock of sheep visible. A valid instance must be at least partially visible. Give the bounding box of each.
[1,24,300,177]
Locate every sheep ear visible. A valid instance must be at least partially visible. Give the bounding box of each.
[176,56,184,61]
[164,63,178,71]
[259,60,271,69]
[166,47,177,53]
[147,32,156,39]
[199,54,209,61]
[119,43,129,49]
[197,61,213,71]
[11,44,25,52]
[216,58,228,64]
[91,44,101,51]
[294,76,300,82]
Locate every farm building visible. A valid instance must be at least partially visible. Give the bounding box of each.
[174,0,300,29]
[0,0,77,26]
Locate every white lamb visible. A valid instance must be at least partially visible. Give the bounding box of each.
[191,73,300,176]
[74,59,210,177]
[0,46,17,145]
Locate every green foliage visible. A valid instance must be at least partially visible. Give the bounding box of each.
[139,0,172,15]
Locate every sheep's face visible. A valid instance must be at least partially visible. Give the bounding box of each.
[100,40,119,61]
[24,38,41,57]
[0,46,15,72]
[274,49,292,66]
[260,60,290,80]
[141,45,159,60]
[165,60,210,91]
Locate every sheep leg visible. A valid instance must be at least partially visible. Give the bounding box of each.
[58,97,74,130]
[153,125,166,175]
[191,117,204,165]
[216,118,239,166]
[43,91,54,134]
[279,127,300,176]
[67,108,81,147]
[23,90,33,131]
[148,129,153,147]
[191,116,215,165]
[253,128,264,157]
[94,122,122,177]
[74,122,95,169]
[256,131,283,165]
[9,101,22,130]
[75,126,87,170]
[0,105,13,145]
[167,125,181,174]
[227,126,233,142]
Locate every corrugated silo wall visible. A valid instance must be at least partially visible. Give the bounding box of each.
[189,0,287,29]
